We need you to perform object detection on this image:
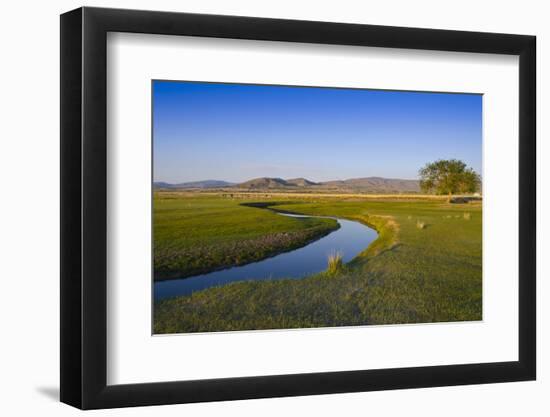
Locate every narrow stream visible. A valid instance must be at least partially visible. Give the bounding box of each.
[154,212,377,301]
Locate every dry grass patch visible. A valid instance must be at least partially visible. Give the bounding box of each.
[327,251,344,275]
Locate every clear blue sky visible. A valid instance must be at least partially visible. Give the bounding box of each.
[153,81,482,183]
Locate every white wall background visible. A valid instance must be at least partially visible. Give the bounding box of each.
[0,0,545,415]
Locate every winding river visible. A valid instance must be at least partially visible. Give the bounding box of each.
[154,212,378,301]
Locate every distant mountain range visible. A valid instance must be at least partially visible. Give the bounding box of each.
[153,180,236,189]
[320,177,420,192]
[154,176,421,193]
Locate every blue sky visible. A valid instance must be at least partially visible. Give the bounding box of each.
[153,81,482,183]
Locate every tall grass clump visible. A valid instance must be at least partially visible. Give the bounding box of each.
[416,220,426,229]
[327,251,344,275]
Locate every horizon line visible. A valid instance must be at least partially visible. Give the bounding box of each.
[153,175,423,184]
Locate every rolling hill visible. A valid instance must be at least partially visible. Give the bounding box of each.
[237,177,290,189]
[286,178,318,187]
[155,176,421,193]
[320,177,420,192]
[236,176,420,192]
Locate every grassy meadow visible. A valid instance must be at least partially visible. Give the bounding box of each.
[154,192,482,333]
[154,193,339,280]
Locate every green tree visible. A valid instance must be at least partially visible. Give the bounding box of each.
[419,159,480,199]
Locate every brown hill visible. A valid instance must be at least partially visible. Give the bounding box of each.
[320,177,420,193]
[237,177,290,189]
[286,178,318,187]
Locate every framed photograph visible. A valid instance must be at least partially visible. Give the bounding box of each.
[60,7,536,409]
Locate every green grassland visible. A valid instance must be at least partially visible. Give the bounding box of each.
[154,193,339,280]
[154,193,482,333]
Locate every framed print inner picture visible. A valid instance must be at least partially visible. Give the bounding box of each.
[61,7,536,410]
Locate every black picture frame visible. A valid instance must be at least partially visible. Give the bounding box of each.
[60,6,536,410]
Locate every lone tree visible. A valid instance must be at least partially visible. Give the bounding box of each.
[419,159,480,200]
